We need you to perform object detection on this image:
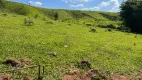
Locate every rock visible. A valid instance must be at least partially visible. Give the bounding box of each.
[64,45,68,48]
[48,52,57,56]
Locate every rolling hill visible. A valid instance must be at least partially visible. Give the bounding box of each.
[0,0,142,80]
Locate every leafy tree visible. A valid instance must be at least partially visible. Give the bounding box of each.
[0,0,5,8]
[54,12,58,20]
[120,0,142,33]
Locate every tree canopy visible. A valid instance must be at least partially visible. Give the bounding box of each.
[0,0,5,8]
[120,0,142,33]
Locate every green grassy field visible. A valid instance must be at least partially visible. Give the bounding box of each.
[0,1,142,80]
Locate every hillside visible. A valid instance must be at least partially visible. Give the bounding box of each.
[0,1,142,80]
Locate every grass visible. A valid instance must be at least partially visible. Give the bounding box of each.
[0,1,142,80]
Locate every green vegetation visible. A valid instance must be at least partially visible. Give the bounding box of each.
[0,1,142,80]
[120,0,142,33]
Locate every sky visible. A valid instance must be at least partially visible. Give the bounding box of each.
[11,0,124,12]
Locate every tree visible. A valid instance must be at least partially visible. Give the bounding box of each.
[0,0,5,8]
[54,12,58,20]
[120,0,142,33]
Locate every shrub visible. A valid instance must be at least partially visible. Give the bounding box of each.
[117,26,130,32]
[98,24,116,29]
[34,14,38,19]
[42,17,46,21]
[5,2,30,15]
[24,18,34,26]
[89,28,96,32]
[46,21,53,24]
[2,13,7,16]
[54,12,58,20]
[85,23,92,26]
[108,29,112,32]
[0,0,5,9]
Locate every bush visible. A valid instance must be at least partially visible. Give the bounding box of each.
[54,12,58,20]
[2,13,7,16]
[13,5,29,15]
[24,18,34,26]
[108,29,112,32]
[0,0,5,8]
[89,28,96,32]
[5,2,30,15]
[46,21,53,24]
[34,14,38,19]
[85,23,92,26]
[98,24,116,29]
[117,26,130,32]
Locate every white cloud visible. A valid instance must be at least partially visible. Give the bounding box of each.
[29,1,33,3]
[82,0,120,12]
[28,1,42,6]
[35,2,42,6]
[99,1,110,7]
[70,4,84,7]
[63,0,89,3]
[82,6,100,11]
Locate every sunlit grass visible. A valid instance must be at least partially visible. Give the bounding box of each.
[0,11,142,80]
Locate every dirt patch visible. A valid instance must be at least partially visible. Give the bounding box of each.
[23,76,33,80]
[108,74,130,80]
[0,74,11,80]
[3,59,21,67]
[130,71,142,80]
[62,67,106,80]
[62,67,142,80]
[62,67,92,80]
[3,58,31,67]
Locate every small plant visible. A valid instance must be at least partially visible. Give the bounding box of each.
[2,13,7,16]
[89,28,96,32]
[76,60,91,70]
[86,23,92,26]
[54,12,58,20]
[98,24,116,29]
[42,17,46,21]
[46,21,53,24]
[34,14,38,19]
[108,29,112,32]
[24,18,34,26]
[117,26,130,32]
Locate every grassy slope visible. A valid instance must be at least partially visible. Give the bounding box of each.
[0,1,142,80]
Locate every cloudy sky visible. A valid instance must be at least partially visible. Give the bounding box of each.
[11,0,124,12]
